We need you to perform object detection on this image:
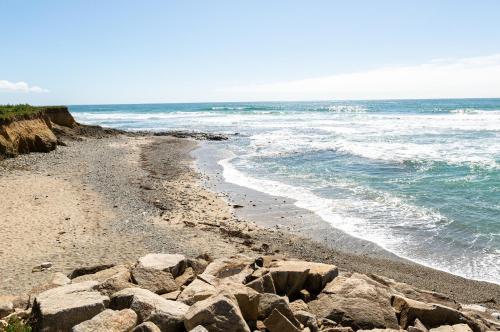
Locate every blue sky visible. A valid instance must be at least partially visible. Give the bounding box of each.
[1,0,500,104]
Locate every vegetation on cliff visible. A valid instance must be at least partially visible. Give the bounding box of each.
[0,104,41,121]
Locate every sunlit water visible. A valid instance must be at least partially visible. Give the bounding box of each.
[71,99,500,283]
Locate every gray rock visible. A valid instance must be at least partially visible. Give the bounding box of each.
[184,293,251,332]
[263,308,301,332]
[72,309,138,332]
[110,287,188,331]
[308,273,399,330]
[131,266,179,294]
[268,259,338,296]
[137,253,187,277]
[391,295,481,332]
[132,321,161,332]
[32,281,109,331]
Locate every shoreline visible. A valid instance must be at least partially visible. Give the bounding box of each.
[193,141,500,286]
[0,134,499,309]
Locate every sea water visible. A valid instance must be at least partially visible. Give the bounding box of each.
[71,99,500,284]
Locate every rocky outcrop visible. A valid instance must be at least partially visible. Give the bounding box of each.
[2,253,499,332]
[0,117,57,157]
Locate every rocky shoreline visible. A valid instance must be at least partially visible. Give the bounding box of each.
[1,252,499,331]
[1,130,500,331]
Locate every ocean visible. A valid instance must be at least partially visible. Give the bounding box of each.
[70,99,500,284]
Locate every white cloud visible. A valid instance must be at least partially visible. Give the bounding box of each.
[0,80,49,93]
[219,54,500,101]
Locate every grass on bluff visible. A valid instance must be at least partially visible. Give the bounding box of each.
[0,104,42,121]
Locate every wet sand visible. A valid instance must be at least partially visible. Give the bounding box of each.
[0,135,499,309]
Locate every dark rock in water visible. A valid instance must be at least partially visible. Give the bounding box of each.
[149,130,229,141]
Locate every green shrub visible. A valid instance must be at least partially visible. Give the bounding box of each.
[0,104,41,121]
[1,316,32,332]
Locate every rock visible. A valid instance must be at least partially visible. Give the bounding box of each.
[289,299,309,313]
[218,281,261,321]
[184,293,251,332]
[257,293,301,327]
[391,296,481,332]
[137,253,187,277]
[429,324,473,332]
[199,255,254,284]
[299,289,311,302]
[0,299,14,319]
[110,287,188,331]
[132,321,161,332]
[68,264,115,279]
[308,272,399,330]
[162,290,181,301]
[32,281,110,331]
[50,272,71,286]
[131,266,179,294]
[72,309,138,332]
[96,276,137,297]
[72,265,130,283]
[264,308,302,332]
[40,262,52,269]
[368,274,459,309]
[177,278,217,305]
[246,274,276,294]
[322,327,354,332]
[492,312,500,320]
[187,258,210,275]
[409,318,430,332]
[295,310,318,332]
[268,259,338,296]
[175,267,196,287]
[190,325,209,332]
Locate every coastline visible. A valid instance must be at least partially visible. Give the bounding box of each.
[0,134,499,309]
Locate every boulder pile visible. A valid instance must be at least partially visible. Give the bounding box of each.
[1,253,499,332]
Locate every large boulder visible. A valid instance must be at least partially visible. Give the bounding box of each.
[71,265,130,284]
[308,273,399,330]
[264,308,302,332]
[68,264,116,279]
[257,293,301,327]
[177,279,217,305]
[184,293,251,332]
[72,309,137,332]
[217,281,261,321]
[131,266,179,294]
[110,287,188,331]
[268,259,338,296]
[137,254,187,277]
[199,256,254,284]
[391,295,481,332]
[246,273,276,294]
[32,281,110,331]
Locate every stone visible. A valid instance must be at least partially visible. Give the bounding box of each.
[96,276,137,297]
[199,255,254,284]
[0,299,14,319]
[218,281,261,321]
[263,308,302,332]
[295,310,318,332]
[132,321,161,332]
[131,266,179,294]
[299,289,311,302]
[177,278,217,305]
[289,299,309,313]
[409,318,430,332]
[190,326,209,332]
[255,255,285,268]
[308,273,399,330]
[268,259,338,296]
[246,274,276,294]
[72,265,130,283]
[72,309,138,332]
[32,281,109,332]
[391,295,480,332]
[322,327,354,332]
[187,258,209,275]
[50,272,71,286]
[68,264,115,279]
[175,266,196,287]
[110,287,188,331]
[368,274,459,309]
[184,293,251,332]
[162,290,181,301]
[137,253,187,277]
[429,324,473,332]
[257,293,301,327]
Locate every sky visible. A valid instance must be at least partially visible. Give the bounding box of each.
[1,0,500,105]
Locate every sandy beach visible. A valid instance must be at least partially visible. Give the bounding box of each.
[1,134,499,309]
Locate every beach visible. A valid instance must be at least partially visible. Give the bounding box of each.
[1,134,499,309]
